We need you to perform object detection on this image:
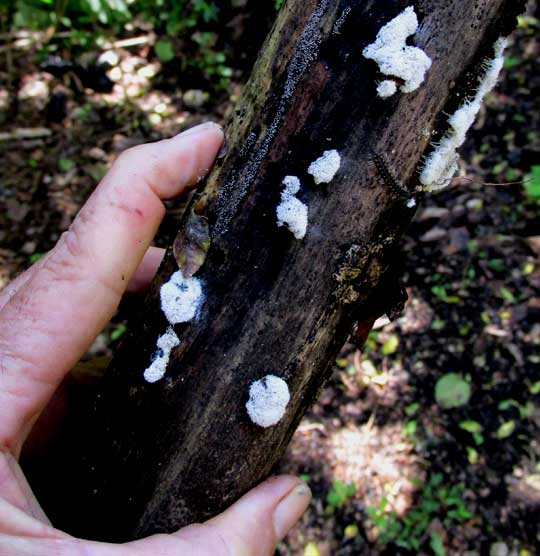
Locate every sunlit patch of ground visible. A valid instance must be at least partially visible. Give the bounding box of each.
[327,422,423,515]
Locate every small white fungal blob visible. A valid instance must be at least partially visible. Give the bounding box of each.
[307,149,341,185]
[377,80,398,99]
[246,375,291,428]
[276,175,308,239]
[160,270,204,325]
[406,197,417,209]
[362,6,432,97]
[143,327,180,383]
[420,38,508,191]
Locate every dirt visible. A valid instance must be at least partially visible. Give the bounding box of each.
[1,3,539,556]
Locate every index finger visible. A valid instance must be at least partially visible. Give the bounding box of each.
[0,123,224,455]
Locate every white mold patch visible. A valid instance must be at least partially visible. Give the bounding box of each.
[420,38,508,191]
[276,176,308,239]
[160,270,204,325]
[362,6,432,98]
[144,327,180,383]
[246,375,291,428]
[377,80,398,99]
[308,149,341,185]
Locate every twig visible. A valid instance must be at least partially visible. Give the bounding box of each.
[0,128,52,141]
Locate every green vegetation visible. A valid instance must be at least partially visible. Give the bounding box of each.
[366,473,472,554]
[303,542,320,556]
[0,0,279,91]
[431,285,461,304]
[524,165,540,202]
[459,420,484,446]
[435,373,471,409]
[381,334,399,355]
[109,323,127,341]
[496,420,516,439]
[325,479,356,513]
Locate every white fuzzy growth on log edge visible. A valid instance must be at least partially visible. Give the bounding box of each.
[419,38,508,191]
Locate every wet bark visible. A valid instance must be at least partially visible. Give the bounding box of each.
[25,0,525,542]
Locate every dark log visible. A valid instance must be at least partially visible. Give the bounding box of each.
[25,0,525,542]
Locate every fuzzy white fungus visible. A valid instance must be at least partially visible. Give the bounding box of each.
[276,175,308,239]
[160,270,204,325]
[362,6,432,98]
[307,150,341,185]
[143,327,180,383]
[420,38,508,190]
[377,80,398,99]
[246,375,291,427]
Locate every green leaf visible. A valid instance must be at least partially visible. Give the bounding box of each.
[498,399,519,411]
[405,402,419,416]
[459,420,482,434]
[403,420,417,436]
[499,286,516,304]
[473,432,484,446]
[29,252,44,264]
[431,285,447,300]
[431,319,446,331]
[467,446,479,464]
[529,381,540,395]
[435,374,471,409]
[430,531,446,556]
[155,40,175,63]
[58,158,76,172]
[85,162,107,182]
[524,165,540,200]
[110,324,126,341]
[344,524,359,539]
[496,420,515,439]
[381,334,399,355]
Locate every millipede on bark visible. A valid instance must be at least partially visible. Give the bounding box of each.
[370,149,413,201]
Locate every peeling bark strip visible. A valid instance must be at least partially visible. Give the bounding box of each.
[27,0,525,542]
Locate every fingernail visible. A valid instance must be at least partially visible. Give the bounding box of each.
[217,137,228,159]
[273,482,311,541]
[179,121,222,137]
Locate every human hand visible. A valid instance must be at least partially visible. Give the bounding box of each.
[0,122,311,556]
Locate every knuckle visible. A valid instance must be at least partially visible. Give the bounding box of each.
[204,524,258,556]
[117,139,192,195]
[42,228,87,283]
[178,524,235,556]
[116,144,144,168]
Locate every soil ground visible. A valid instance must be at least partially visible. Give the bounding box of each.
[1,3,539,555]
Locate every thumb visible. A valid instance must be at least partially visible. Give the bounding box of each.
[175,475,311,556]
